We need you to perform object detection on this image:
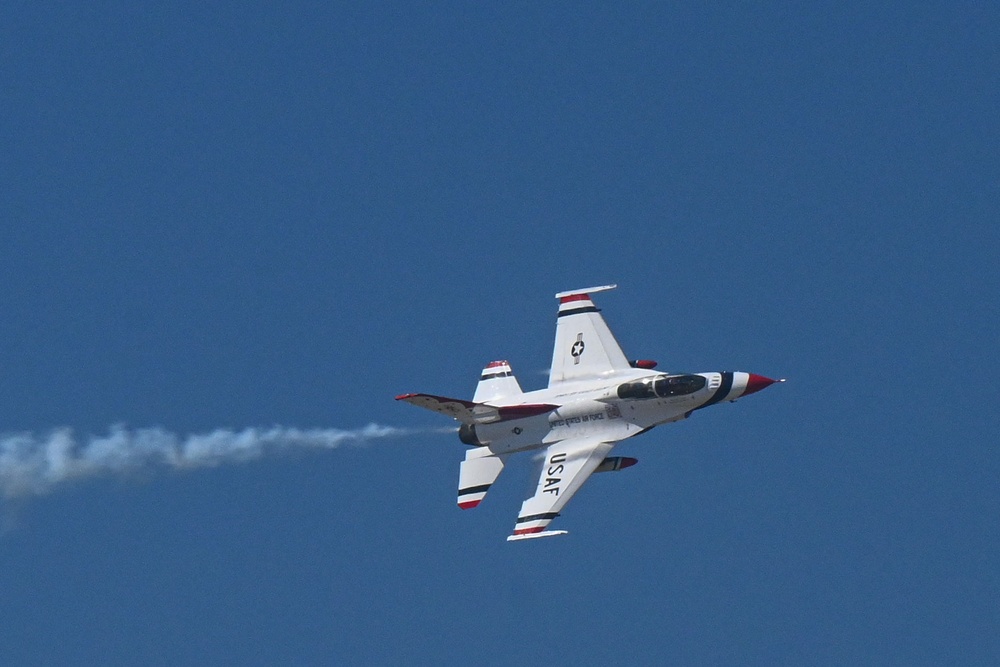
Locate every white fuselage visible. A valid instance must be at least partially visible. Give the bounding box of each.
[471,370,755,456]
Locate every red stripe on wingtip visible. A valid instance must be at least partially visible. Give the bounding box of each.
[458,500,481,510]
[485,360,509,368]
[513,526,546,535]
[395,393,417,400]
[559,293,590,304]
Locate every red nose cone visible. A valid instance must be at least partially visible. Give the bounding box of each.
[744,374,779,396]
[620,457,638,469]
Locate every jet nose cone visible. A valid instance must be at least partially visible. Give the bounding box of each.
[744,374,782,396]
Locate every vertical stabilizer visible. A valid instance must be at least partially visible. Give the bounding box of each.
[473,360,524,403]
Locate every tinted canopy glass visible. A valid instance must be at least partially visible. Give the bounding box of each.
[653,374,706,397]
[617,374,705,400]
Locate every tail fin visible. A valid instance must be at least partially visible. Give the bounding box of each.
[473,360,524,403]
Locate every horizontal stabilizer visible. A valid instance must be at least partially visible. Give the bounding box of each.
[506,530,569,542]
[395,393,556,425]
[458,447,508,509]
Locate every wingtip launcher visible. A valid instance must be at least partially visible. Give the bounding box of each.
[506,530,569,542]
[554,284,617,300]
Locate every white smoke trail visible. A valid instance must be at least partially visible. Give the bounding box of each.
[0,423,423,499]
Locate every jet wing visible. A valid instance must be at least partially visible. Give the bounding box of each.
[507,437,615,541]
[395,393,557,425]
[549,285,632,387]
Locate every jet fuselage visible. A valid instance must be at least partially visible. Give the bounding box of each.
[396,284,782,540]
[461,370,776,455]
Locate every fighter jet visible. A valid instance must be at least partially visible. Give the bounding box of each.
[396,285,782,541]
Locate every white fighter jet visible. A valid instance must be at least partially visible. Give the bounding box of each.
[397,285,782,541]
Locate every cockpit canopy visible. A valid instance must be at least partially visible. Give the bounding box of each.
[616,374,707,400]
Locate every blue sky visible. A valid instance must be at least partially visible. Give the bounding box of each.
[1,2,998,664]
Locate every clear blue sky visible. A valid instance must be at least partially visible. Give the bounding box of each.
[2,2,998,664]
